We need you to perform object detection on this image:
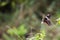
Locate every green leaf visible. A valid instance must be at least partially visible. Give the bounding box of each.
[17,24,27,36]
[7,28,14,36]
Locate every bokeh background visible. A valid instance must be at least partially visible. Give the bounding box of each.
[0,0,60,40]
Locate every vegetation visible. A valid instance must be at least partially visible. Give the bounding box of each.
[0,0,60,40]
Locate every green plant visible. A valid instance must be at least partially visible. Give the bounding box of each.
[28,30,46,40]
[7,24,28,38]
[34,30,46,40]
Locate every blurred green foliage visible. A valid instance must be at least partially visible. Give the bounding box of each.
[0,0,60,40]
[34,30,46,40]
[7,24,28,36]
[0,2,8,6]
